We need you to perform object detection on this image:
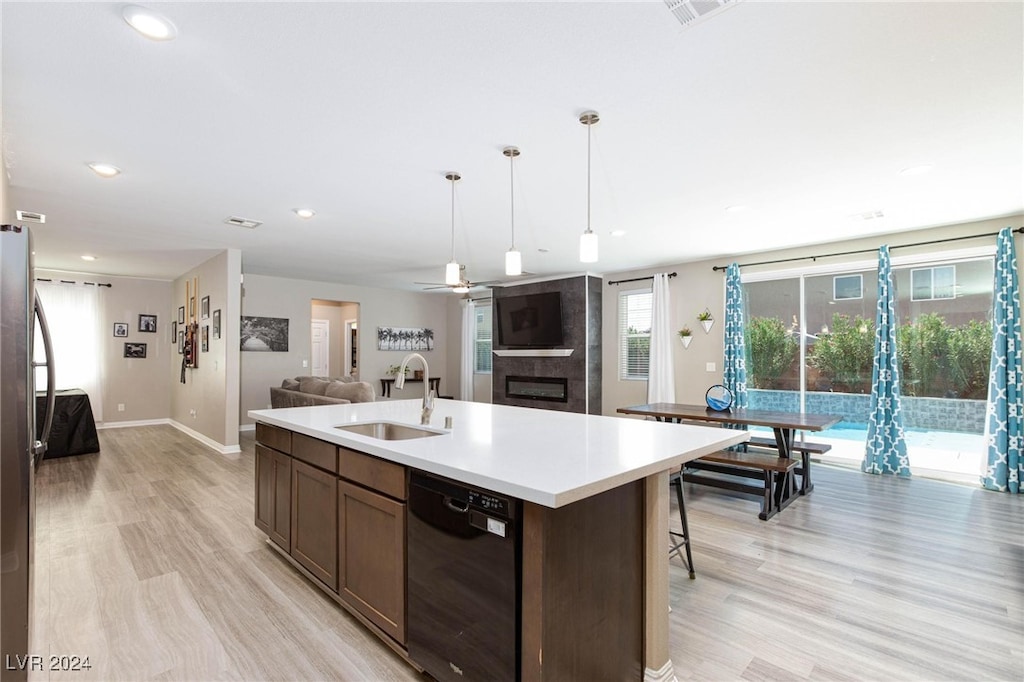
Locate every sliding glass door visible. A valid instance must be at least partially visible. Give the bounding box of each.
[743,251,993,482]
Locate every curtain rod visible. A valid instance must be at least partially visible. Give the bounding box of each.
[711,227,1024,272]
[608,272,677,286]
[36,277,112,288]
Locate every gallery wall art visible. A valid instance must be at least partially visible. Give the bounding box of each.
[377,326,434,351]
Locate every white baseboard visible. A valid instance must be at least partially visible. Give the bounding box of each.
[169,420,242,454]
[644,660,678,682]
[97,418,171,430]
[239,424,256,432]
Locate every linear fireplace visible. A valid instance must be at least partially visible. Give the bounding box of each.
[505,376,568,403]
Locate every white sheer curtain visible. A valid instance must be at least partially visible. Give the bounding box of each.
[34,280,105,421]
[460,298,476,401]
[647,272,675,404]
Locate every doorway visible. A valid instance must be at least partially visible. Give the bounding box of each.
[311,299,360,379]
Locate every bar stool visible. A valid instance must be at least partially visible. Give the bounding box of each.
[668,468,695,579]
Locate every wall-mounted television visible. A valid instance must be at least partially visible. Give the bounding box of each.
[495,292,564,348]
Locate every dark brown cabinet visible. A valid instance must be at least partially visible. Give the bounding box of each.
[255,443,291,550]
[338,479,406,644]
[291,459,339,591]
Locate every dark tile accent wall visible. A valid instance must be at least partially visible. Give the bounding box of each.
[492,275,602,414]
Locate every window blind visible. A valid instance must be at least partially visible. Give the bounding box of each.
[618,289,652,379]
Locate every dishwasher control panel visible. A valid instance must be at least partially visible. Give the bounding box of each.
[468,490,510,517]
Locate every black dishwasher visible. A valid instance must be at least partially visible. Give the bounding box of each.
[407,470,520,682]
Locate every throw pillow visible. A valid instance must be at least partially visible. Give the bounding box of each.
[299,377,331,395]
[281,378,300,391]
[324,380,375,403]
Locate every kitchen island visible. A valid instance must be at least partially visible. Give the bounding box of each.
[249,399,748,681]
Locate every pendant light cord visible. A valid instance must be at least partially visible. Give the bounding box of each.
[510,152,516,248]
[586,119,592,235]
[450,175,456,261]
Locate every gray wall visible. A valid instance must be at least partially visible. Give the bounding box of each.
[240,274,449,426]
[601,215,1024,416]
[170,250,242,449]
[36,268,173,424]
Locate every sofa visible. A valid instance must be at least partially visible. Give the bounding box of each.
[270,375,376,408]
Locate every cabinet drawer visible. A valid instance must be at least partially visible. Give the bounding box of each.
[256,422,291,454]
[339,447,406,501]
[292,433,338,473]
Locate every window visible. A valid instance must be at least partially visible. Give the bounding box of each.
[618,289,651,380]
[474,303,492,373]
[833,274,863,301]
[911,265,956,301]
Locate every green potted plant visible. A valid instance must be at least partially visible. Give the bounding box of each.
[677,326,693,349]
[386,364,410,378]
[697,310,714,334]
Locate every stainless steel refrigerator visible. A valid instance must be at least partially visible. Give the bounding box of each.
[1,224,55,680]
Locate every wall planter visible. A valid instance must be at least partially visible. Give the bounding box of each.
[698,310,714,334]
[678,327,693,349]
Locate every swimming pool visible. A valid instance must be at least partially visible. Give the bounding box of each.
[749,422,984,451]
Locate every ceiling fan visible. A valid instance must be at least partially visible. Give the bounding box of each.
[415,266,502,292]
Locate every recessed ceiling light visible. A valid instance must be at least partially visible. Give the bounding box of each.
[538,248,549,253]
[88,163,121,178]
[725,205,749,213]
[293,208,316,219]
[122,5,177,41]
[899,165,933,177]
[610,230,627,237]
[81,255,97,261]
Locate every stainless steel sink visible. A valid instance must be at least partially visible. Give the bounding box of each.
[334,421,443,440]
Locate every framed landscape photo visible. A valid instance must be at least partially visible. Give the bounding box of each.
[124,342,147,359]
[212,309,221,339]
[201,296,210,320]
[240,316,289,352]
[202,325,209,352]
[113,322,128,338]
[178,306,185,324]
[189,296,196,319]
[178,331,184,354]
[138,314,157,333]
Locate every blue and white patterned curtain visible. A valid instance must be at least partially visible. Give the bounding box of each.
[981,227,1023,493]
[723,263,748,409]
[862,246,911,476]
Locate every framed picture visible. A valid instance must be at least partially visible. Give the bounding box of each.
[240,316,289,352]
[124,342,147,359]
[113,322,128,337]
[377,326,434,351]
[212,309,221,339]
[172,321,178,342]
[178,331,184,354]
[178,306,185,324]
[189,296,196,319]
[201,296,210,320]
[202,325,209,352]
[138,314,157,333]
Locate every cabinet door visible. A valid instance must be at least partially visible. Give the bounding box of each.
[255,444,292,550]
[291,459,338,591]
[270,450,292,549]
[338,480,406,644]
[255,444,274,534]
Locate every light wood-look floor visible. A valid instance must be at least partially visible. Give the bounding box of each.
[30,426,1023,681]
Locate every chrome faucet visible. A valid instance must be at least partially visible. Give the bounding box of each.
[395,352,435,425]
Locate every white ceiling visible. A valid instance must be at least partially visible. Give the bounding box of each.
[3,1,1022,291]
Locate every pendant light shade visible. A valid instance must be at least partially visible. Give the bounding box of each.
[503,146,523,276]
[444,172,462,286]
[579,111,600,264]
[579,231,599,263]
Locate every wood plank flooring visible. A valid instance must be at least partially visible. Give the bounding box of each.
[30,425,1023,681]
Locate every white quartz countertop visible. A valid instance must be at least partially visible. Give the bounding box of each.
[248,399,749,508]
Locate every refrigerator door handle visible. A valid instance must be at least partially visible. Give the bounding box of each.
[32,291,56,458]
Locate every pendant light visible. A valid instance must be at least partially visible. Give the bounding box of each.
[444,172,462,286]
[579,110,600,263]
[503,146,523,276]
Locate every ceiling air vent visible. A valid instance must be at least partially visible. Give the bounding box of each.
[16,210,45,223]
[850,210,885,222]
[224,216,262,229]
[663,0,741,28]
